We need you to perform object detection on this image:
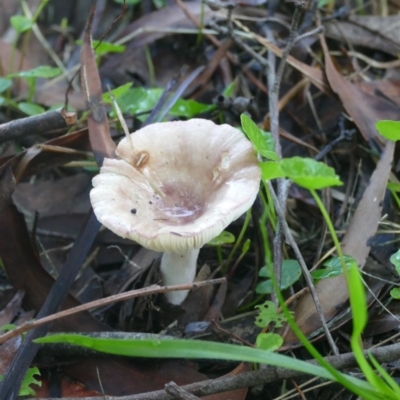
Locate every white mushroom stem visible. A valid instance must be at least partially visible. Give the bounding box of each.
[160,248,200,305]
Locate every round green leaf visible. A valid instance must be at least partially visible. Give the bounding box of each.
[256,260,302,294]
[256,333,283,351]
[281,157,342,189]
[390,288,400,299]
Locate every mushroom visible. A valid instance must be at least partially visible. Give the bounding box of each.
[90,119,261,305]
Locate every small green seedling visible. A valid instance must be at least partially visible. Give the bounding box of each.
[254,300,288,328]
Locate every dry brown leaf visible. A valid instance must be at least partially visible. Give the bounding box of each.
[320,34,400,142]
[325,16,400,56]
[80,6,116,163]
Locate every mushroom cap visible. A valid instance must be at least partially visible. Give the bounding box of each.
[90,119,261,254]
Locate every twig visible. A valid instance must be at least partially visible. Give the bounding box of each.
[314,116,355,161]
[294,26,325,44]
[267,3,306,308]
[0,108,76,144]
[27,341,400,400]
[0,278,225,345]
[165,382,201,400]
[267,181,339,355]
[272,2,306,100]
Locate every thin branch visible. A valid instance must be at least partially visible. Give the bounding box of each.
[272,1,306,99]
[0,278,225,345]
[267,181,339,355]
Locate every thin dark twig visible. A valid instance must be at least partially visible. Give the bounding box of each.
[314,116,355,161]
[272,2,306,102]
[294,25,325,44]
[208,21,269,70]
[266,4,307,309]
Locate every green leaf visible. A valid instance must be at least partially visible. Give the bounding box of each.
[222,81,235,97]
[10,15,33,33]
[18,367,41,396]
[207,230,235,246]
[0,366,41,397]
[387,182,400,192]
[102,83,133,103]
[390,288,400,299]
[311,255,356,281]
[255,333,283,351]
[0,96,5,106]
[390,249,400,275]
[0,78,12,93]
[256,260,302,294]
[10,65,61,79]
[18,102,45,116]
[260,161,285,181]
[76,39,126,56]
[241,114,278,160]
[255,300,288,328]
[242,238,251,253]
[376,120,400,142]
[33,334,384,398]
[281,157,343,189]
[170,97,214,118]
[117,88,213,118]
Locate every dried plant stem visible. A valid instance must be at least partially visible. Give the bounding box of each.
[266,3,306,307]
[0,279,225,346]
[267,182,339,355]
